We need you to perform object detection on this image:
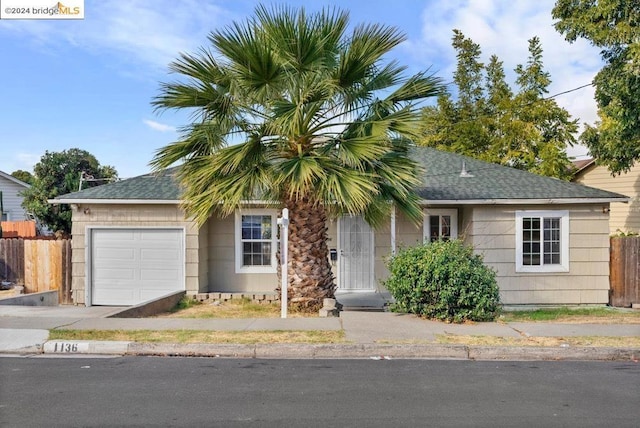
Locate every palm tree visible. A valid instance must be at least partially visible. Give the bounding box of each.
[151,5,443,310]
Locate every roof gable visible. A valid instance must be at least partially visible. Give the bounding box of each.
[0,171,31,189]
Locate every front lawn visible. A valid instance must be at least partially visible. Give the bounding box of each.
[48,329,345,344]
[157,297,311,319]
[499,307,640,324]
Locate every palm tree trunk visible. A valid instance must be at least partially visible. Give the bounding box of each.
[283,195,335,311]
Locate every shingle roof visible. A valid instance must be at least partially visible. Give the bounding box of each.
[412,148,626,201]
[54,167,182,201]
[53,148,628,204]
[571,158,595,173]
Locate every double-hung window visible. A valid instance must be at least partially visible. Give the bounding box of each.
[235,209,277,273]
[424,209,458,242]
[515,210,569,273]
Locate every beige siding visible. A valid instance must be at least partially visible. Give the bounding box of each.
[70,204,204,305]
[206,214,278,292]
[574,163,640,234]
[374,219,392,287]
[468,204,610,305]
[372,212,423,291]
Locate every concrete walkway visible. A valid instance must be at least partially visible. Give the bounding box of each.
[1,304,638,360]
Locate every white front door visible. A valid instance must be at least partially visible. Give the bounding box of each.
[338,216,374,290]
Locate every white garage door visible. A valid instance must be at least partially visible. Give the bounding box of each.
[91,228,184,306]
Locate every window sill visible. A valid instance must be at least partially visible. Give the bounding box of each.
[235,266,277,274]
[516,265,570,274]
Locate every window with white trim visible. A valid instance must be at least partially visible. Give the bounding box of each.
[515,210,569,273]
[424,209,458,242]
[235,209,278,273]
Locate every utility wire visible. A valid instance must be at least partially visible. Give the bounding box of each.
[421,82,595,130]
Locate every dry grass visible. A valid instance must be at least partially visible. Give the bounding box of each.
[157,298,314,319]
[435,334,640,348]
[376,336,640,348]
[48,329,345,344]
[499,307,640,324]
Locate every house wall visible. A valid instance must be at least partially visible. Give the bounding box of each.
[206,214,279,292]
[573,163,639,234]
[0,175,29,221]
[467,204,610,305]
[374,213,424,290]
[70,204,205,305]
[205,212,347,293]
[73,202,610,306]
[370,204,610,306]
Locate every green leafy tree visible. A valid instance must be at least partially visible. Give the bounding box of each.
[21,149,118,235]
[553,0,640,174]
[11,170,34,185]
[420,31,577,179]
[151,5,443,310]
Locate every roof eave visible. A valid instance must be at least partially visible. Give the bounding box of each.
[48,199,182,205]
[420,197,630,205]
[48,198,280,206]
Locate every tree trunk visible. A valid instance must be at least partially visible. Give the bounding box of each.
[283,195,335,311]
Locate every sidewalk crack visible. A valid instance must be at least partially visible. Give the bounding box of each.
[52,319,82,330]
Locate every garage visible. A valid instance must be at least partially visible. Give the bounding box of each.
[90,228,184,306]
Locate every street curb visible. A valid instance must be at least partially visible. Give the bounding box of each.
[25,341,639,361]
[42,340,131,355]
[126,342,638,361]
[466,346,639,361]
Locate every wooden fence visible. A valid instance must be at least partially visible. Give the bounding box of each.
[610,236,640,307]
[0,238,72,304]
[1,221,37,238]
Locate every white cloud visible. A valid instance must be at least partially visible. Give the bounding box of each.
[143,119,176,133]
[0,0,232,72]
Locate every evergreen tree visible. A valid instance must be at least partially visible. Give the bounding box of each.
[420,31,577,179]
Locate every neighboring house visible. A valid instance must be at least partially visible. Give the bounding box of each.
[52,147,628,307]
[0,170,30,221]
[572,158,640,234]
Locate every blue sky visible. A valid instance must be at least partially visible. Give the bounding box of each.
[0,0,602,179]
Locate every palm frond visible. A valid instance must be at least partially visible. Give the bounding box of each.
[387,71,444,104]
[337,23,405,88]
[152,5,442,226]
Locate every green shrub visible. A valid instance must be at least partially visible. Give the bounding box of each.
[384,240,500,323]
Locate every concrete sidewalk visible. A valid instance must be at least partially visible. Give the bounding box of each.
[1,305,638,360]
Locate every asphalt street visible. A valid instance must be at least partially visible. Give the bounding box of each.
[1,356,638,427]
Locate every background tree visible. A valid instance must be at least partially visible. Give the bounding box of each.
[420,31,577,179]
[21,148,118,235]
[11,170,34,185]
[151,5,443,310]
[553,0,640,174]
[421,31,490,157]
